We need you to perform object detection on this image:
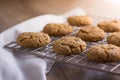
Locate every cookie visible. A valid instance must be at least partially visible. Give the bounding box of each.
[53,36,86,55]
[97,20,120,32]
[107,32,120,47]
[17,32,51,48]
[76,26,105,42]
[87,44,120,62]
[43,23,73,36]
[67,16,92,26]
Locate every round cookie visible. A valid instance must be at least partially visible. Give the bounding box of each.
[76,26,105,42]
[17,32,51,48]
[67,15,92,26]
[107,32,120,47]
[43,23,73,36]
[97,20,120,32]
[87,44,120,62]
[53,36,86,55]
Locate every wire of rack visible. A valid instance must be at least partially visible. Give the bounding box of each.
[4,16,120,75]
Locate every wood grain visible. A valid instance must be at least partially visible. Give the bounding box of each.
[47,62,120,80]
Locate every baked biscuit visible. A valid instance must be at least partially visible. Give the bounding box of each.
[76,26,105,42]
[67,16,92,26]
[53,36,86,55]
[97,20,120,32]
[43,23,73,36]
[17,32,51,48]
[107,32,120,47]
[87,44,120,62]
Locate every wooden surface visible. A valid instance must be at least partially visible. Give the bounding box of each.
[0,0,120,80]
[47,62,120,80]
[0,0,77,32]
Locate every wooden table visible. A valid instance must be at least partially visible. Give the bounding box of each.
[0,0,120,80]
[0,0,77,32]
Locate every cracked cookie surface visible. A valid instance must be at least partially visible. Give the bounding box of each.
[67,16,92,26]
[43,23,73,36]
[107,32,120,47]
[53,36,86,55]
[98,20,120,32]
[76,26,105,42]
[17,32,51,48]
[87,44,120,62]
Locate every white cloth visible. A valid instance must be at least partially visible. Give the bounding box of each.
[0,8,86,80]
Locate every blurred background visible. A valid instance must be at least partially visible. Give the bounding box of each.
[0,0,120,32]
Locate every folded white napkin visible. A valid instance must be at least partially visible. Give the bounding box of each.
[0,8,86,80]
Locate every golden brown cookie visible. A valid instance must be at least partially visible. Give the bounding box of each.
[107,32,120,47]
[76,26,105,42]
[17,32,51,48]
[67,16,92,26]
[43,23,73,36]
[87,44,120,62]
[97,20,120,32]
[53,36,86,55]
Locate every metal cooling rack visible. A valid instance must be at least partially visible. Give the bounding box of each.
[4,16,120,75]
